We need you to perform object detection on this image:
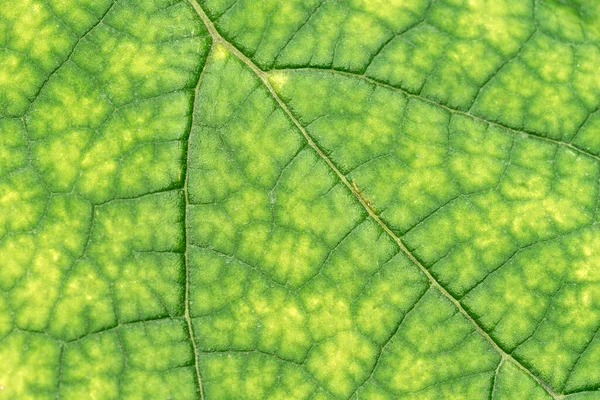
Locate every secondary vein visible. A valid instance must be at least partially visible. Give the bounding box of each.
[270,67,600,165]
[186,1,562,398]
[182,35,211,400]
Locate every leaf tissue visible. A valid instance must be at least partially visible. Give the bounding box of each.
[1,0,600,399]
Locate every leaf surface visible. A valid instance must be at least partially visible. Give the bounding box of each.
[2,0,600,399]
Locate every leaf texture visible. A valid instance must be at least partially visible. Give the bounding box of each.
[1,0,600,399]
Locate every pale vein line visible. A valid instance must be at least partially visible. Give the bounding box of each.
[186,1,562,398]
[183,39,211,400]
[490,357,504,400]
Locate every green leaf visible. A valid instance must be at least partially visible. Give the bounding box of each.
[2,0,600,398]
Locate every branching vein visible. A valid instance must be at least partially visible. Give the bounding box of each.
[186,1,564,397]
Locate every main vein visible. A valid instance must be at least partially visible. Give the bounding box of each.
[186,1,561,398]
[183,37,210,400]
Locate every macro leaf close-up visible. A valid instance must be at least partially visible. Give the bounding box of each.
[2,0,600,399]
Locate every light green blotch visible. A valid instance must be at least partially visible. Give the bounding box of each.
[115,252,184,323]
[536,0,600,43]
[0,332,60,399]
[272,2,347,69]
[89,192,183,267]
[26,62,113,140]
[0,293,12,339]
[319,220,399,298]
[300,279,354,341]
[567,228,600,283]
[117,141,184,198]
[563,329,600,394]
[403,191,518,296]
[306,330,378,398]
[119,320,197,400]
[574,45,600,109]
[328,13,391,71]
[428,0,532,56]
[528,86,587,141]
[421,40,503,109]
[487,141,597,243]
[396,99,449,167]
[270,69,408,173]
[32,129,93,192]
[119,91,193,142]
[348,99,459,233]
[61,331,124,400]
[93,34,201,105]
[0,119,28,176]
[195,274,311,363]
[10,195,92,332]
[121,320,192,370]
[521,34,573,83]
[493,360,552,400]
[513,282,600,390]
[473,56,587,140]
[573,112,600,156]
[449,116,513,192]
[366,26,449,94]
[190,45,303,202]
[274,150,364,244]
[1,0,74,71]
[211,0,321,68]
[46,0,113,35]
[108,0,206,43]
[0,170,49,238]
[373,289,499,396]
[506,147,596,242]
[350,0,430,32]
[0,50,41,117]
[248,286,311,362]
[189,248,249,316]
[462,243,568,351]
[499,137,555,201]
[49,260,115,341]
[355,253,429,343]
[200,353,317,400]
[74,91,192,202]
[70,0,210,106]
[241,226,326,287]
[0,234,35,291]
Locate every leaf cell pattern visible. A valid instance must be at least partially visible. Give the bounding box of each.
[2,0,600,399]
